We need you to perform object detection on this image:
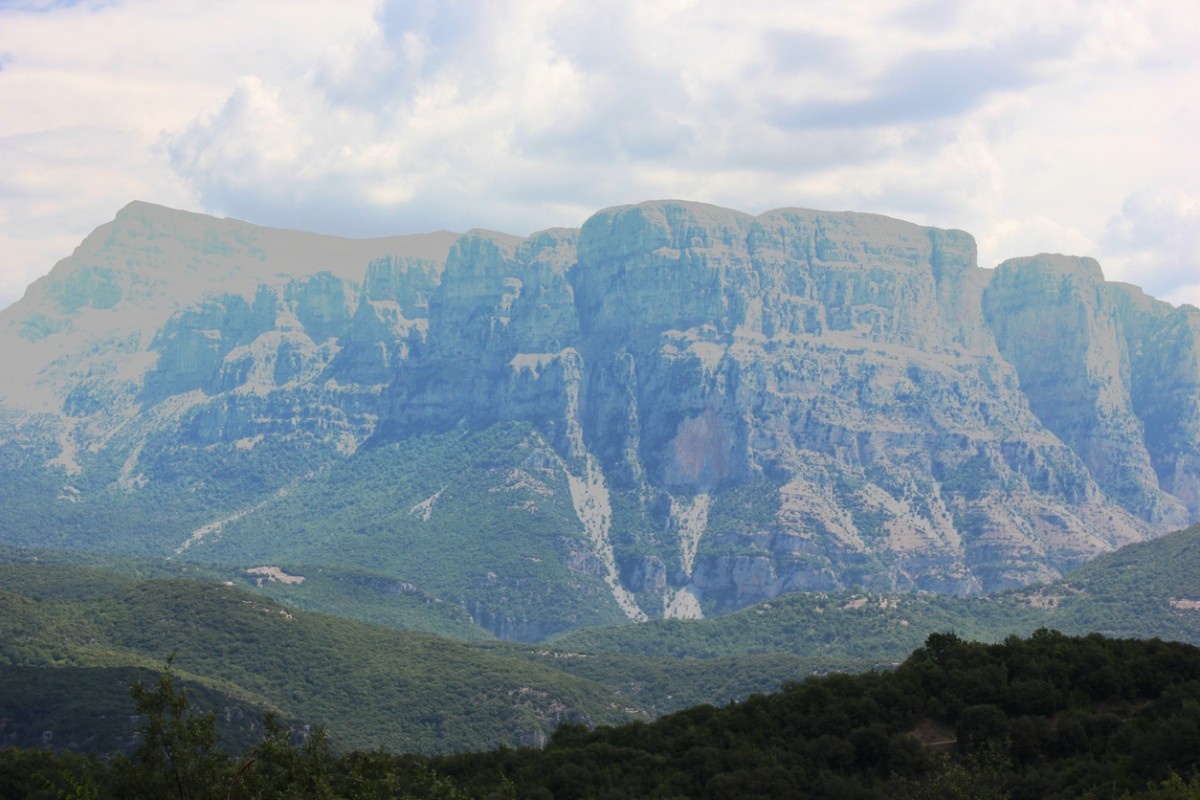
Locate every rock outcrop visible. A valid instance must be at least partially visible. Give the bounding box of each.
[1,199,1198,638]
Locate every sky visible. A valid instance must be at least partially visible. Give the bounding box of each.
[1,0,1198,311]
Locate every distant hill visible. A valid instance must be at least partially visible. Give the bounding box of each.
[6,524,1200,756]
[1060,521,1200,600]
[0,664,266,755]
[0,560,832,754]
[550,523,1200,660]
[0,566,635,754]
[1015,522,1200,643]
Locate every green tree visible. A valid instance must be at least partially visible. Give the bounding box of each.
[894,748,1011,800]
[236,713,336,800]
[110,656,232,800]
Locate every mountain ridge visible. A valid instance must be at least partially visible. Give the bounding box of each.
[1,199,1198,639]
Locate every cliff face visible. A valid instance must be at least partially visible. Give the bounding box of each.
[984,256,1191,529]
[1,199,1197,638]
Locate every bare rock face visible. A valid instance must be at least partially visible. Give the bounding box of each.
[559,204,1151,604]
[1107,283,1200,520]
[2,199,1199,636]
[985,256,1190,529]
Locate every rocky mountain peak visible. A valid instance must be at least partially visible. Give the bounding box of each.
[1,199,1198,639]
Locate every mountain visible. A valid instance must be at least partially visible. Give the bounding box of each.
[1,199,1199,640]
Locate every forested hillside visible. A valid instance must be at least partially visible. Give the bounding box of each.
[438,631,1200,799]
[7,631,1200,799]
[0,561,829,754]
[550,523,1200,660]
[0,569,637,753]
[7,525,1200,758]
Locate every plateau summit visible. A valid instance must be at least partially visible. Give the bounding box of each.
[2,199,1198,640]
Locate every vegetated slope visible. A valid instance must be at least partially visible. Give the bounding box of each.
[0,664,267,755]
[467,646,855,719]
[550,523,1200,661]
[240,561,494,640]
[5,200,1200,643]
[0,545,490,641]
[1004,522,1200,644]
[1052,522,1200,612]
[0,569,641,753]
[192,423,634,640]
[10,630,1200,799]
[428,631,1200,800]
[0,562,845,754]
[549,588,1050,660]
[9,520,1200,757]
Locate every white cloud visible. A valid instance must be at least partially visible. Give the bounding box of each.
[981,216,1099,270]
[1,0,1198,310]
[1104,188,1200,298]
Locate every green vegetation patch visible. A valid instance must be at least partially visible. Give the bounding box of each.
[191,422,628,637]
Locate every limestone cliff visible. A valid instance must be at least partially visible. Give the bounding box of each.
[1,199,1198,638]
[984,256,1189,528]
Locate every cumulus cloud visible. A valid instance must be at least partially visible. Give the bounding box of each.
[1105,189,1200,298]
[166,0,1084,237]
[1,0,1198,309]
[769,32,1074,130]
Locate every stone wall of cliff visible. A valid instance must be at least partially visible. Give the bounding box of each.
[3,199,1199,633]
